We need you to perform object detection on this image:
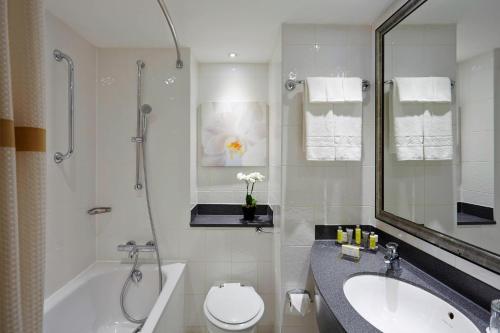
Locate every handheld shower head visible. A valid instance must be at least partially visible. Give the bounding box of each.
[140,104,152,114]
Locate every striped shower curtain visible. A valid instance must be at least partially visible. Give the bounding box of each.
[0,0,46,332]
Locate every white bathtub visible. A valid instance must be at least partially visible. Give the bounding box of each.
[44,262,185,333]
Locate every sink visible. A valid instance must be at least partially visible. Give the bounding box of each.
[343,274,480,333]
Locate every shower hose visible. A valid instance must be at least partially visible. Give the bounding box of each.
[120,135,163,325]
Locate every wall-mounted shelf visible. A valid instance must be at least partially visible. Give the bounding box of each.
[190,204,273,228]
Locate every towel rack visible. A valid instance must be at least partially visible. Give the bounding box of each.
[53,49,75,164]
[285,77,370,92]
[384,79,455,88]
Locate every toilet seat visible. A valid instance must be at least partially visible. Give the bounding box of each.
[204,283,264,331]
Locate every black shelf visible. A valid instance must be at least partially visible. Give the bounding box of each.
[190,204,273,228]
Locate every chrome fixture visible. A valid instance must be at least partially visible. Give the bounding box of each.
[133,60,145,190]
[156,0,183,69]
[120,242,147,324]
[121,63,162,325]
[384,242,401,271]
[384,79,455,88]
[87,207,112,215]
[117,240,156,258]
[285,72,370,92]
[53,49,75,164]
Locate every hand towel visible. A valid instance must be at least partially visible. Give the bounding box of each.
[391,80,424,160]
[394,77,434,102]
[395,77,452,102]
[333,103,362,161]
[432,77,452,102]
[423,103,453,160]
[342,77,363,102]
[303,83,336,160]
[325,77,346,103]
[306,77,328,103]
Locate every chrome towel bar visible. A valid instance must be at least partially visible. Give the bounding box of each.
[285,76,370,92]
[53,49,75,164]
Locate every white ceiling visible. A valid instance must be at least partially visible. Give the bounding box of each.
[46,0,394,62]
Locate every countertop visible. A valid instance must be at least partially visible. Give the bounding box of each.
[311,240,490,333]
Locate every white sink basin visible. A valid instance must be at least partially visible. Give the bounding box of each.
[343,274,480,333]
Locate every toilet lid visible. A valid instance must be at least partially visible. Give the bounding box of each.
[206,284,262,324]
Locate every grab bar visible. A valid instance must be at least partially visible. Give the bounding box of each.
[53,49,75,164]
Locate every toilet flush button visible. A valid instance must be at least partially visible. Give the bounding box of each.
[206,285,263,324]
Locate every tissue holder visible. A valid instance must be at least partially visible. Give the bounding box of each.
[286,289,312,316]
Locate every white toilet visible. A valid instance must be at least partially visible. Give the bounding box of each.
[203,283,265,333]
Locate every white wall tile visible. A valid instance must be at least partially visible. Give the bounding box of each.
[45,12,97,296]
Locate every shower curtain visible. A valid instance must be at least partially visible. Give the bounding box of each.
[0,0,46,332]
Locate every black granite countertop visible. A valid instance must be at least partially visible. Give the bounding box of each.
[311,240,490,333]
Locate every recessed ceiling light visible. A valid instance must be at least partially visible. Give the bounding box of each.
[228,52,238,58]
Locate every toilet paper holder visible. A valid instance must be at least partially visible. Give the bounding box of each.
[286,289,313,306]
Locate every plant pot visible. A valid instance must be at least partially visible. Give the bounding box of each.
[242,205,256,221]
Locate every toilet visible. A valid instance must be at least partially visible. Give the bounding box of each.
[203,283,265,333]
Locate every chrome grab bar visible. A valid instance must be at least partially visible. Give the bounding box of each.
[53,49,75,164]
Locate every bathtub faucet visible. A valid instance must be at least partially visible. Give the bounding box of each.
[117,240,156,258]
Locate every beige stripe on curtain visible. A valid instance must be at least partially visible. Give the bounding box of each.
[0,0,46,332]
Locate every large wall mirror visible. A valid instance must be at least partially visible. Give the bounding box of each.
[376,0,500,273]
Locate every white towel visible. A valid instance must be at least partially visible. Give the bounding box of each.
[325,77,346,103]
[342,77,363,102]
[306,77,329,103]
[391,81,424,160]
[303,83,336,160]
[395,77,451,102]
[390,78,453,160]
[333,103,362,161]
[423,103,453,160]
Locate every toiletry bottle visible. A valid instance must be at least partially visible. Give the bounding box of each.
[369,232,377,250]
[342,231,348,244]
[355,225,361,245]
[337,226,343,243]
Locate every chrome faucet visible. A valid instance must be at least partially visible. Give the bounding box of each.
[384,242,401,271]
[117,240,155,259]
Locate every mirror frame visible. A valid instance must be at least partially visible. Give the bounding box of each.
[375,0,500,274]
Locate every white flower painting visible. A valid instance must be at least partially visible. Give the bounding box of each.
[200,102,267,166]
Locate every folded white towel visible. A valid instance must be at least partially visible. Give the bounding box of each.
[303,83,336,160]
[395,77,451,102]
[432,77,452,103]
[333,103,362,161]
[342,77,363,102]
[325,77,346,103]
[391,82,424,160]
[390,79,453,160]
[423,103,453,160]
[395,77,434,102]
[306,77,328,103]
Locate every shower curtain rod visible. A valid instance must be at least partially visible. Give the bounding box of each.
[156,0,183,69]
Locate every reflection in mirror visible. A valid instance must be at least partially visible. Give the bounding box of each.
[382,0,500,255]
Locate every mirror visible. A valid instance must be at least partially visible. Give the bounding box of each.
[376,0,500,273]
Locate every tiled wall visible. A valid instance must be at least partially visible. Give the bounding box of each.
[196,63,269,205]
[383,25,458,235]
[280,23,374,333]
[268,37,282,333]
[458,52,494,208]
[95,52,275,333]
[45,12,97,296]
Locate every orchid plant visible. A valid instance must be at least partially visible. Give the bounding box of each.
[237,172,265,207]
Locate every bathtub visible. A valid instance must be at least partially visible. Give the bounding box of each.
[44,262,185,333]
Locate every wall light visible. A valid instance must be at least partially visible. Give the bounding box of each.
[228,52,238,58]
